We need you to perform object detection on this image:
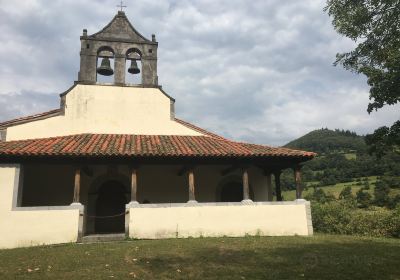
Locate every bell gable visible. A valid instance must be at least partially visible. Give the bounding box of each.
[88,11,152,43]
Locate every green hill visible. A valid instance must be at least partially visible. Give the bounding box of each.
[284,128,366,154]
[279,128,400,192]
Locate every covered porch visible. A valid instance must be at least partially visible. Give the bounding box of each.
[13,157,310,239]
[0,133,315,246]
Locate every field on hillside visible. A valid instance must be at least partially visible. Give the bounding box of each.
[0,235,399,280]
[283,128,400,198]
[282,176,400,201]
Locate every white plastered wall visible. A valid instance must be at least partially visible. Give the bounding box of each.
[0,165,81,249]
[6,84,203,141]
[124,165,313,239]
[128,202,313,239]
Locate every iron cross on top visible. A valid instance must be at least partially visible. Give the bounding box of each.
[117,1,127,11]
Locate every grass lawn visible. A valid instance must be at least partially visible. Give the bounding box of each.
[0,235,399,280]
[344,153,357,160]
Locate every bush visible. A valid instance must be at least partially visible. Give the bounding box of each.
[312,201,353,235]
[374,180,391,207]
[388,195,400,209]
[312,201,400,238]
[356,189,372,208]
[305,187,334,204]
[361,181,370,190]
[339,186,353,200]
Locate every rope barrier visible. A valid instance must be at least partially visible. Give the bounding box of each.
[86,212,127,219]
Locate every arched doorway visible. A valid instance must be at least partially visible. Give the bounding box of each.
[220,182,243,202]
[95,180,127,233]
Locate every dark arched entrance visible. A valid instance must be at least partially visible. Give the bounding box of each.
[221,182,243,202]
[95,180,127,233]
[220,182,254,202]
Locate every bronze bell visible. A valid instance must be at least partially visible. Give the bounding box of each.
[128,59,140,74]
[97,57,114,76]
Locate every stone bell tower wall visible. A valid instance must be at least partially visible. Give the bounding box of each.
[78,11,158,86]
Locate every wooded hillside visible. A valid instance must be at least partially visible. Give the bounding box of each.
[282,128,400,189]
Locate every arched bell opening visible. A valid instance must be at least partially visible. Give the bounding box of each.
[125,48,142,85]
[96,46,115,84]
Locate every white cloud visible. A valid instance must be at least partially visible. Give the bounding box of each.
[0,0,398,146]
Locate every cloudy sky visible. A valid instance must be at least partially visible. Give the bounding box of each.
[0,0,398,146]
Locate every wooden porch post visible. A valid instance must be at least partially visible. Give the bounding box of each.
[242,168,251,202]
[274,170,283,201]
[130,167,138,203]
[73,168,81,204]
[188,168,196,202]
[294,165,302,199]
[266,173,273,201]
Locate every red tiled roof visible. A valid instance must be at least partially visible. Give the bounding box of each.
[0,134,315,159]
[0,109,61,128]
[175,118,227,140]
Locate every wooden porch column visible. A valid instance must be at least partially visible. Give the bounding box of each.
[188,169,196,202]
[294,165,302,199]
[73,168,81,204]
[242,168,251,201]
[130,167,138,203]
[274,170,283,201]
[266,173,273,201]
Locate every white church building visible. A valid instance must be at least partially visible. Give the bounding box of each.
[0,11,315,249]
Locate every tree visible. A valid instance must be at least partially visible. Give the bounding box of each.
[305,187,335,204]
[325,0,400,156]
[339,186,354,200]
[356,189,372,208]
[374,180,391,207]
[361,179,370,190]
[365,121,400,157]
[388,194,400,209]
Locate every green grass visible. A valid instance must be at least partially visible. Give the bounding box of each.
[283,176,383,201]
[344,153,357,160]
[0,235,399,280]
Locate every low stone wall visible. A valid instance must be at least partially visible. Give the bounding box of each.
[0,165,82,249]
[127,201,313,239]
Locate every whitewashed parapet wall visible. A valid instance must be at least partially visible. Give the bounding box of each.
[0,165,82,249]
[127,201,313,239]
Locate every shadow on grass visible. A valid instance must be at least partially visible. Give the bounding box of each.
[0,236,399,280]
[140,240,400,280]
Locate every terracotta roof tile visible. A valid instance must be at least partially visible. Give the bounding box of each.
[174,118,227,140]
[0,109,61,128]
[0,134,316,159]
[0,111,316,160]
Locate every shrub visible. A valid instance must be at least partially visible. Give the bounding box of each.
[356,189,372,208]
[305,187,334,204]
[311,201,353,235]
[348,209,399,238]
[361,181,370,190]
[388,195,400,210]
[374,180,391,207]
[311,201,400,238]
[339,186,353,200]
